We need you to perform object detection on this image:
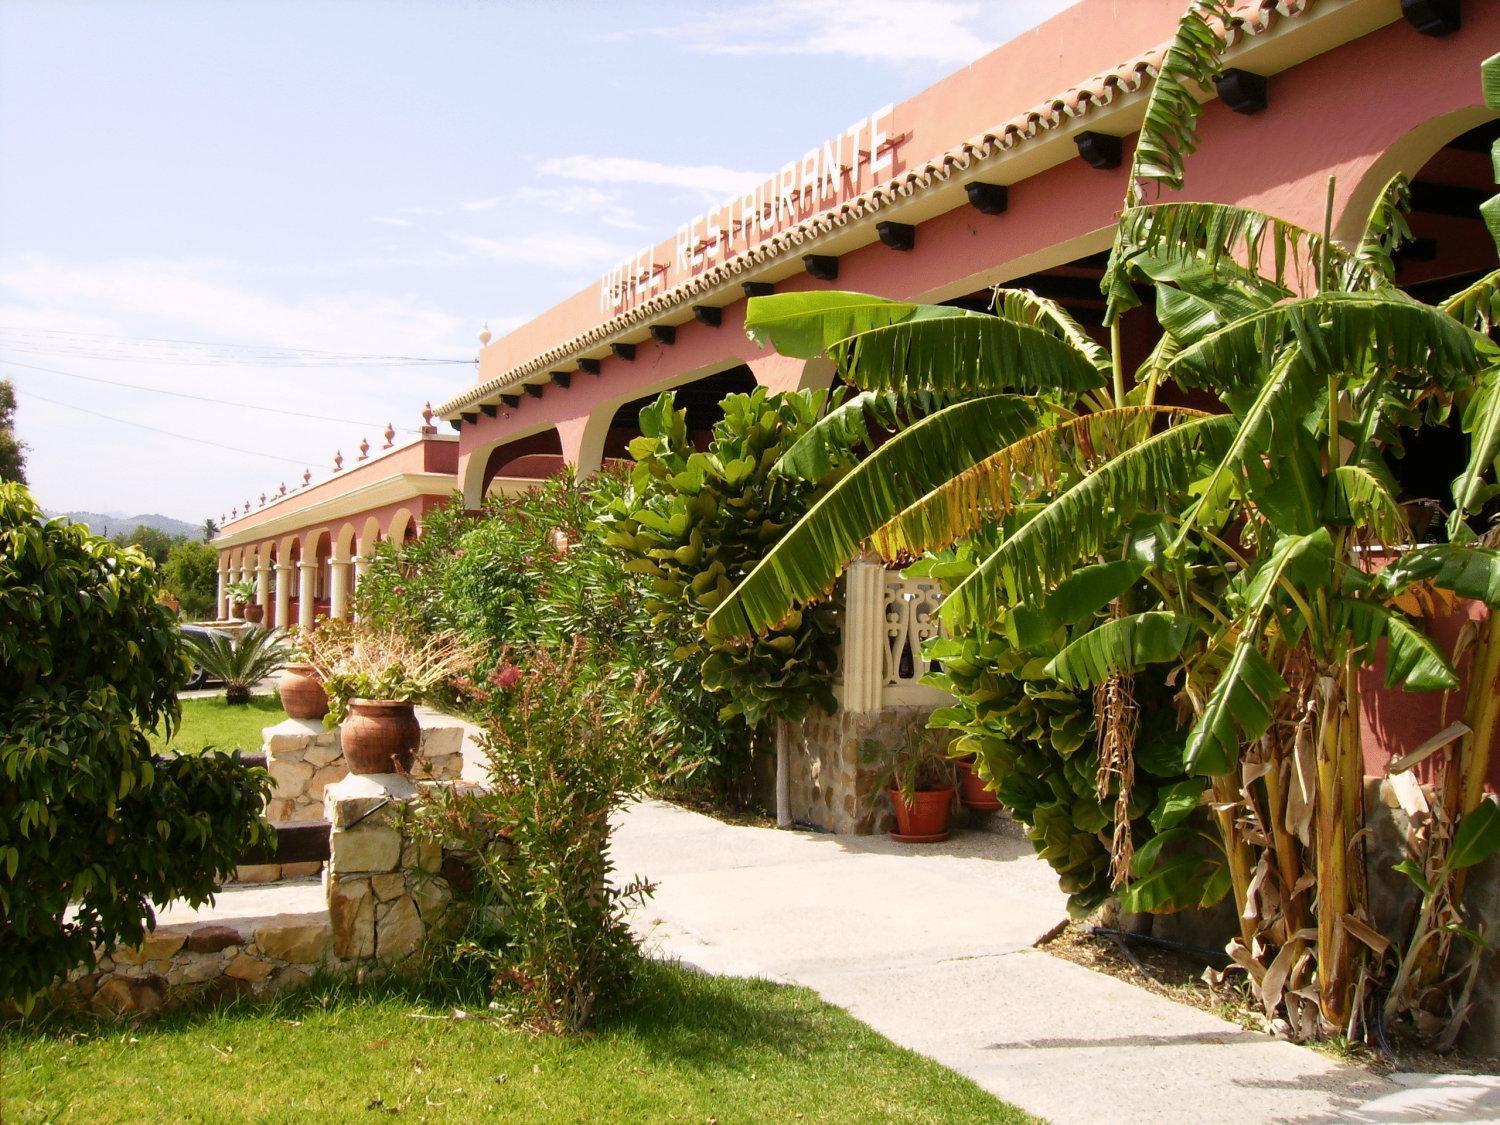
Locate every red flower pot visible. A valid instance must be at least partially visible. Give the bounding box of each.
[278,664,328,721]
[340,699,421,775]
[242,603,265,624]
[888,786,954,842]
[956,759,1002,810]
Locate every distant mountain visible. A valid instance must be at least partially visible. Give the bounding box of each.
[46,510,202,540]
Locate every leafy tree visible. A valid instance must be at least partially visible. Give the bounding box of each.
[111,523,180,566]
[0,483,271,1008]
[0,380,26,485]
[201,518,219,543]
[163,540,219,619]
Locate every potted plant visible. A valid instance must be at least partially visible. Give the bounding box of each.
[303,621,477,775]
[277,630,329,721]
[861,714,957,842]
[954,754,1002,811]
[225,579,261,623]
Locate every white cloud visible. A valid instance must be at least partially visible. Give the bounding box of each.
[666,0,1074,66]
[450,229,635,273]
[459,197,503,212]
[538,155,768,199]
[512,184,644,231]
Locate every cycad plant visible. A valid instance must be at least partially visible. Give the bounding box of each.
[186,626,293,705]
[708,1,1500,1045]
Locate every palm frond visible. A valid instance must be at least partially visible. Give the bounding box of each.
[743,291,972,358]
[705,395,1039,640]
[1167,291,1497,396]
[1440,269,1500,334]
[1352,175,1413,285]
[992,288,1112,374]
[830,313,1105,396]
[940,414,1235,630]
[876,405,1209,559]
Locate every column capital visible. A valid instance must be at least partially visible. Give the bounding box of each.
[298,560,320,570]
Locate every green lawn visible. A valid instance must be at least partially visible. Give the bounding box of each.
[3,963,1033,1124]
[149,694,288,755]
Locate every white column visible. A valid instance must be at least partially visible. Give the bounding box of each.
[274,564,293,631]
[329,558,351,620]
[216,566,229,621]
[841,556,889,713]
[255,561,271,622]
[298,561,317,632]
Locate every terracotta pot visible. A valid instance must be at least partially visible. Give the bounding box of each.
[242,603,265,624]
[340,699,421,775]
[230,600,247,618]
[279,664,328,721]
[956,759,1002,810]
[888,786,954,842]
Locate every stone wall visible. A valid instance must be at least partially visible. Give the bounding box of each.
[59,912,335,1017]
[262,717,465,823]
[323,774,453,965]
[782,706,941,834]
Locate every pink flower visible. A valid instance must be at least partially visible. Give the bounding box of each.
[453,548,466,558]
[489,663,522,690]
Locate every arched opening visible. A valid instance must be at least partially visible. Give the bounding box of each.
[481,428,565,497]
[1385,118,1500,540]
[599,363,758,464]
[387,508,415,548]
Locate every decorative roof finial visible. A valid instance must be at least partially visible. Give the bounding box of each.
[231,506,238,518]
[332,450,344,472]
[259,492,266,506]
[358,436,370,460]
[478,322,492,347]
[302,468,312,487]
[278,482,287,496]
[383,422,395,448]
[421,401,435,433]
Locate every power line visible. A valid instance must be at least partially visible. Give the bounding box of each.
[0,325,474,366]
[15,387,312,468]
[3,359,426,433]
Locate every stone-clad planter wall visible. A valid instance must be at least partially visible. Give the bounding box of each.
[57,774,462,1017]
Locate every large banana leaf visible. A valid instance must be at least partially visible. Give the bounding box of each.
[1167,291,1497,396]
[1133,252,1286,346]
[940,414,1235,629]
[993,288,1112,375]
[1184,529,1334,775]
[1441,269,1500,334]
[1352,175,1413,285]
[1007,557,1151,650]
[1046,611,1195,688]
[705,395,1038,640]
[743,291,972,358]
[1175,350,1321,543]
[1325,463,1408,544]
[770,390,953,483]
[874,405,1207,559]
[1452,364,1500,540]
[1111,202,1370,303]
[1378,543,1500,606]
[1484,53,1500,253]
[1338,599,1459,691]
[830,314,1105,395]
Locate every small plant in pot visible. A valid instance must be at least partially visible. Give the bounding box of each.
[861,714,957,843]
[184,625,293,705]
[226,579,260,622]
[304,620,479,775]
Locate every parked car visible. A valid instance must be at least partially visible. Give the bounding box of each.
[180,623,231,689]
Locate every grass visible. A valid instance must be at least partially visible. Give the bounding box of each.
[3,962,1035,1124]
[148,694,289,755]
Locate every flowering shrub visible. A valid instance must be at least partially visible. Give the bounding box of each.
[416,640,658,1032]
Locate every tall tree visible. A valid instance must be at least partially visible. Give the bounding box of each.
[201,517,219,543]
[0,380,27,485]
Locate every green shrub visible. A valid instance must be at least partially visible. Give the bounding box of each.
[185,625,293,705]
[162,540,219,618]
[602,388,841,727]
[0,484,272,1009]
[417,641,655,1033]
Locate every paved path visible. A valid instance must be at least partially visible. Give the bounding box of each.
[613,800,1497,1125]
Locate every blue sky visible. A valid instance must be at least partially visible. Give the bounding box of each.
[0,0,1073,522]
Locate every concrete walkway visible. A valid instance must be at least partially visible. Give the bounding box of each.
[613,800,1497,1125]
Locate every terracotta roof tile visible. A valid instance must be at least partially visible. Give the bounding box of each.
[438,0,1322,418]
